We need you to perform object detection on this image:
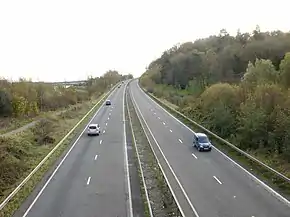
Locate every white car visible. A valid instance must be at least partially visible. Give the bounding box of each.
[87,124,100,136]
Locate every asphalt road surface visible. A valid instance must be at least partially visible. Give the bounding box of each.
[129,79,290,217]
[14,83,131,217]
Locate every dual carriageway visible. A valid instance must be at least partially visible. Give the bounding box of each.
[10,79,290,217]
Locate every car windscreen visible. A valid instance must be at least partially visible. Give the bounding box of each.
[89,126,97,129]
[198,136,209,143]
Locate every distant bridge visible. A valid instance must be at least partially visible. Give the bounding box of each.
[44,80,88,86]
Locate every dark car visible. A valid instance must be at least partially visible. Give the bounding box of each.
[193,133,212,151]
[105,100,111,106]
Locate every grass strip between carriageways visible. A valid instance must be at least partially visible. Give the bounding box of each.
[128,88,183,217]
[125,88,151,217]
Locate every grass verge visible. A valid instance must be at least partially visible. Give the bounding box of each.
[0,88,114,217]
[142,87,290,201]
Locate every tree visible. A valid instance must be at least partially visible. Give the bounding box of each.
[198,83,240,137]
[0,90,12,117]
[279,52,290,88]
[12,96,27,117]
[242,59,278,86]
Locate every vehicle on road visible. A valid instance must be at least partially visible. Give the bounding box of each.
[193,133,212,151]
[87,124,100,136]
[105,100,111,105]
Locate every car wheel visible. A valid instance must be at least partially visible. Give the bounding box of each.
[197,146,201,152]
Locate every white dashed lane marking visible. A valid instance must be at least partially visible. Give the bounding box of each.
[100,140,103,144]
[170,129,173,132]
[191,153,197,159]
[179,139,183,143]
[86,177,91,185]
[213,176,222,185]
[94,155,98,160]
[162,122,165,125]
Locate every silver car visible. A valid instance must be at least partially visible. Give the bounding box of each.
[87,124,100,136]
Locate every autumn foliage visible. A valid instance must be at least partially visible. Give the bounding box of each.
[0,70,130,118]
[141,27,290,162]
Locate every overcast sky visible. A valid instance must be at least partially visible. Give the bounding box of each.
[0,0,289,82]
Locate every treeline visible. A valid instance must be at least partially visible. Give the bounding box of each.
[141,26,290,162]
[0,70,132,118]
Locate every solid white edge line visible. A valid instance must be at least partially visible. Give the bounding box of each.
[179,139,183,144]
[213,176,222,185]
[123,81,133,217]
[21,85,119,217]
[130,87,199,217]
[86,177,91,185]
[126,89,154,217]
[136,80,290,207]
[191,153,197,159]
[94,155,98,160]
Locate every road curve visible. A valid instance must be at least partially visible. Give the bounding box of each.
[13,82,131,217]
[129,79,290,217]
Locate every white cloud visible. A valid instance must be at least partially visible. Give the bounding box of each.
[0,0,289,81]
